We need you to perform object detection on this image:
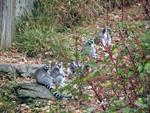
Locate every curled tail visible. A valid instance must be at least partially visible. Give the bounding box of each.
[45,84,71,100]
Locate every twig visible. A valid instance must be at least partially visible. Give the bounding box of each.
[119,30,137,70]
[141,0,150,20]
[87,80,106,111]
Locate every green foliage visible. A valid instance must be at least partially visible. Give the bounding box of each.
[0,96,15,113]
[134,97,148,109]
[14,0,136,59]
[13,0,150,112]
[141,30,150,55]
[0,79,17,113]
[15,15,73,60]
[83,107,95,113]
[107,99,126,112]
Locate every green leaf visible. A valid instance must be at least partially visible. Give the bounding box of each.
[82,93,92,100]
[134,98,148,109]
[83,107,94,113]
[139,87,145,94]
[139,72,146,78]
[122,107,132,113]
[138,63,143,73]
[87,59,97,68]
[128,68,134,77]
[86,69,99,80]
[118,69,125,76]
[144,62,150,74]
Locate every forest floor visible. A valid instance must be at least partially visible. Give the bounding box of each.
[0,3,149,113]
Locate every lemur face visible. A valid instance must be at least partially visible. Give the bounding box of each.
[57,64,61,69]
[55,62,64,75]
[101,28,111,35]
[86,39,95,46]
[102,28,106,34]
[70,61,78,69]
[100,27,112,47]
[43,64,50,71]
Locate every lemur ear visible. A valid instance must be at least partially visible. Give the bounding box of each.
[60,62,63,65]
[44,64,49,67]
[108,28,111,33]
[101,28,104,30]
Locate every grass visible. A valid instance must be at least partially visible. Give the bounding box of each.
[12,1,150,112]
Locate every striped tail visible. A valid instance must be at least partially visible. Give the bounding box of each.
[45,84,71,100]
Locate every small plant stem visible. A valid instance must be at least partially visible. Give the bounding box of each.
[119,30,143,88]
[75,35,78,64]
[119,31,137,69]
[104,43,133,104]
[111,82,120,99]
[121,0,124,28]
[129,79,138,98]
[120,0,143,93]
[141,0,150,20]
[121,77,133,104]
[87,80,106,111]
[104,46,115,64]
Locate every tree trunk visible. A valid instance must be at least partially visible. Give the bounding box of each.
[0,0,15,48]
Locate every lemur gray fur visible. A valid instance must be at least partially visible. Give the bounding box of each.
[67,61,89,77]
[67,61,81,76]
[83,39,97,58]
[50,62,65,86]
[98,27,112,47]
[34,64,70,100]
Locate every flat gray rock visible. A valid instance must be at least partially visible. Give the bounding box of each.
[0,64,45,77]
[16,82,54,100]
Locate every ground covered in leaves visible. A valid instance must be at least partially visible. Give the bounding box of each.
[0,3,150,113]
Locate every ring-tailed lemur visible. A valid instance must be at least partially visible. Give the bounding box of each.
[50,62,65,86]
[34,64,70,99]
[83,39,97,58]
[67,61,88,76]
[67,61,80,76]
[98,27,112,47]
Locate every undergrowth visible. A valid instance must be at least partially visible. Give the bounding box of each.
[14,0,136,59]
[12,0,150,112]
[0,73,18,113]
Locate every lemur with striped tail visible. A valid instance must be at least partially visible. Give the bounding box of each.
[34,64,71,100]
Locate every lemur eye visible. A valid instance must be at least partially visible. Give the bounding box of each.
[88,42,91,45]
[102,28,106,34]
[58,64,61,68]
[91,40,94,44]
